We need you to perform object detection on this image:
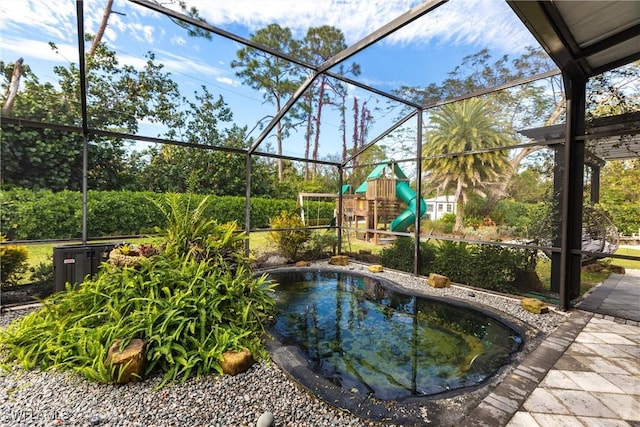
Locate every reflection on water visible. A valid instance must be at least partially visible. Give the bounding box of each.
[270,271,523,401]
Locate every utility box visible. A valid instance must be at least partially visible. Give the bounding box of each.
[53,243,116,292]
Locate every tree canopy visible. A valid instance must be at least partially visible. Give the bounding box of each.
[422,98,514,233]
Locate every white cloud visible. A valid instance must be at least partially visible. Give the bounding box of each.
[0,0,76,41]
[127,23,155,44]
[152,49,228,80]
[0,36,78,64]
[175,0,536,53]
[216,76,240,87]
[171,35,186,46]
[1,0,537,66]
[386,0,536,52]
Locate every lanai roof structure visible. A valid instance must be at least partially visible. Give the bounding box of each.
[2,0,639,311]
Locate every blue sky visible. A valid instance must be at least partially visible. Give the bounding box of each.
[0,0,542,159]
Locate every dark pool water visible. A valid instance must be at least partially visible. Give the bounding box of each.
[269,270,523,400]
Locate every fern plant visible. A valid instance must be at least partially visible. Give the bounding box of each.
[0,194,277,387]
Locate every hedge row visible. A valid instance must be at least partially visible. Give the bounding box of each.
[0,189,335,241]
[380,238,533,293]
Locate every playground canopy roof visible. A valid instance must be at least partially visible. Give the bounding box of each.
[354,162,409,194]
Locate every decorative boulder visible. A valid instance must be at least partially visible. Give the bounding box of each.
[256,411,275,427]
[427,273,450,288]
[104,339,145,383]
[295,260,311,267]
[329,255,349,266]
[521,297,549,314]
[220,348,254,375]
[368,265,383,273]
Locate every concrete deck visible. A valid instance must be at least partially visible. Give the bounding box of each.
[465,269,640,426]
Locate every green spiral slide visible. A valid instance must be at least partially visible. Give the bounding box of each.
[390,180,427,232]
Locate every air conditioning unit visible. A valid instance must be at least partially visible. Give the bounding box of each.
[53,243,116,292]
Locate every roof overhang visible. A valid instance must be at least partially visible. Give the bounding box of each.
[508,1,640,80]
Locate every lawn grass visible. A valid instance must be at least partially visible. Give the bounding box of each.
[605,247,640,270]
[535,247,639,297]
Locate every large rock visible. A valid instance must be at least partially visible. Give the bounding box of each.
[256,411,275,427]
[368,265,383,273]
[427,273,450,288]
[104,339,145,383]
[329,255,349,266]
[220,348,254,375]
[521,297,549,314]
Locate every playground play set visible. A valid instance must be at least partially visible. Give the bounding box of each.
[299,162,426,244]
[341,162,426,243]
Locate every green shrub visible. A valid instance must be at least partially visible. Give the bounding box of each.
[439,213,456,234]
[0,194,276,388]
[598,203,640,236]
[3,188,326,240]
[430,241,535,293]
[379,237,436,275]
[301,201,334,226]
[467,245,529,293]
[268,211,311,261]
[14,190,82,239]
[249,198,296,228]
[304,230,339,259]
[87,191,163,236]
[153,193,248,269]
[0,188,37,239]
[28,261,54,286]
[430,241,473,283]
[0,239,29,287]
[495,200,550,239]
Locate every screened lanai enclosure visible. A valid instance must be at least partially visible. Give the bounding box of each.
[1,0,639,312]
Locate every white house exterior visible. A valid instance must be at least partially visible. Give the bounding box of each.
[424,196,456,221]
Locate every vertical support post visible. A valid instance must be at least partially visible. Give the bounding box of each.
[76,0,89,244]
[374,200,379,244]
[414,109,423,276]
[590,165,600,204]
[550,144,564,293]
[558,75,586,310]
[337,166,343,254]
[244,153,252,257]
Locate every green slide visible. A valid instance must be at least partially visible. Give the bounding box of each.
[390,181,427,232]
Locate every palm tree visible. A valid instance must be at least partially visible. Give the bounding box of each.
[422,98,513,234]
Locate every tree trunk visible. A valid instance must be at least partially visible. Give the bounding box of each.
[304,92,313,180]
[352,98,359,166]
[2,58,24,116]
[340,94,347,163]
[359,101,368,147]
[454,180,465,234]
[88,0,114,57]
[312,77,327,177]
[276,121,284,181]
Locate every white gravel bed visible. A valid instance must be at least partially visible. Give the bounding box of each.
[0,263,567,427]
